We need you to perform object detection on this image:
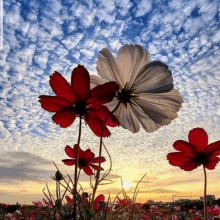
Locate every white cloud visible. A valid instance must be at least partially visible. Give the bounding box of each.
[184,17,204,36]
[212,30,220,43]
[34,51,49,69]
[62,33,84,50]
[67,21,77,33]
[135,0,152,17]
[200,2,218,24]
[11,98,24,109]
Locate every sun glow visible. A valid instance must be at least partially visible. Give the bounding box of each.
[123,182,133,188]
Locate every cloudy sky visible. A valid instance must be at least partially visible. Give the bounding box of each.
[0,0,220,206]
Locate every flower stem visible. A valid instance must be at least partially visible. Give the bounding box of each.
[73,116,82,220]
[203,165,207,220]
[91,101,120,211]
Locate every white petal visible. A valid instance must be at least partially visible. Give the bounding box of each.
[97,48,124,87]
[104,97,119,112]
[132,61,173,94]
[117,45,150,89]
[131,89,183,125]
[130,100,162,133]
[90,75,107,89]
[135,89,183,111]
[114,102,140,133]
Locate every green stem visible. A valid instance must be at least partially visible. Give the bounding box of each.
[203,165,207,220]
[73,116,82,220]
[90,102,120,211]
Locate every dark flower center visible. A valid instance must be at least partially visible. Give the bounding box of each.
[195,152,208,164]
[78,158,87,167]
[73,100,87,115]
[116,84,132,105]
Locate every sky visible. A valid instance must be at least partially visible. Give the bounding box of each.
[0,0,220,206]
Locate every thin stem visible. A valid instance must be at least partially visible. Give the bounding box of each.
[73,116,82,220]
[203,165,207,220]
[90,101,120,210]
[132,173,147,203]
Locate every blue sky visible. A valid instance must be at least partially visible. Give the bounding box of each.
[0,0,220,205]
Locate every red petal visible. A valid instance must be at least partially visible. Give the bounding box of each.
[167,152,194,167]
[85,112,111,137]
[94,194,105,204]
[88,105,120,127]
[83,166,94,176]
[180,161,201,171]
[52,110,76,128]
[205,141,220,157]
[50,72,77,104]
[83,149,95,160]
[73,144,84,158]
[62,159,75,166]
[66,196,73,205]
[91,157,106,163]
[188,128,208,153]
[205,156,220,170]
[94,194,105,210]
[39,96,72,112]
[71,65,90,102]
[64,145,75,158]
[173,140,197,157]
[90,164,104,171]
[88,81,119,105]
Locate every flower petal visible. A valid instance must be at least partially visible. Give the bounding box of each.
[52,110,76,128]
[90,75,107,90]
[114,102,140,133]
[72,144,84,158]
[103,97,119,113]
[66,196,73,205]
[132,95,178,126]
[205,156,220,170]
[88,105,120,127]
[93,194,105,210]
[85,111,111,137]
[94,194,105,204]
[90,164,104,171]
[83,149,95,160]
[133,89,183,115]
[173,140,197,157]
[188,128,208,153]
[64,145,75,158]
[91,157,106,163]
[128,100,160,133]
[49,72,77,104]
[88,81,119,105]
[132,61,174,94]
[71,65,90,102]
[180,161,201,171]
[117,44,150,88]
[205,141,220,157]
[167,152,195,167]
[38,96,72,112]
[83,166,94,176]
[97,48,124,86]
[62,159,75,166]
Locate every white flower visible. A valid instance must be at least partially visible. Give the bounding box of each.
[90,44,183,133]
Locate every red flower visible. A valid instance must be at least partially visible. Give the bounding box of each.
[66,195,74,206]
[167,128,220,171]
[116,197,132,206]
[62,144,106,175]
[39,65,120,137]
[93,194,105,211]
